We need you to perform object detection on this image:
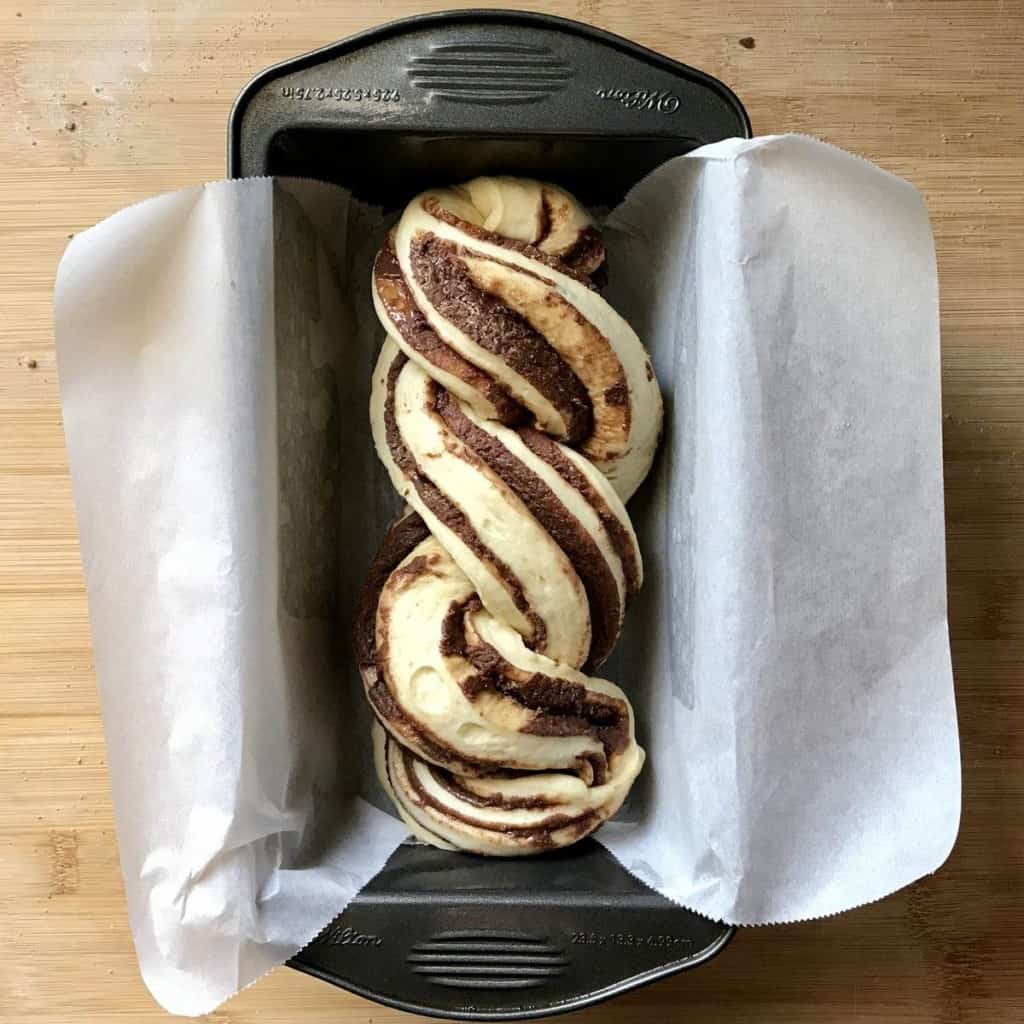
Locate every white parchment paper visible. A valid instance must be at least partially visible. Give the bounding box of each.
[53,136,960,1015]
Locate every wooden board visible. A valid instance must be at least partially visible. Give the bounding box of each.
[1,1,1021,1021]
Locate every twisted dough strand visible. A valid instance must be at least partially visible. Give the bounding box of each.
[359,178,662,854]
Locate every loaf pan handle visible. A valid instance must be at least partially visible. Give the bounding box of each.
[229,10,751,181]
[290,841,734,1021]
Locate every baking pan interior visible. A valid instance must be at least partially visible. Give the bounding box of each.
[264,128,700,209]
[271,125,738,1019]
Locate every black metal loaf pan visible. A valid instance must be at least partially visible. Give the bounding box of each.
[229,11,750,1020]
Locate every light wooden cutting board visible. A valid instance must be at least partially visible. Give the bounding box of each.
[1,2,1021,1021]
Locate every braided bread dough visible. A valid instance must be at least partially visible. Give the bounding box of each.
[358,178,662,854]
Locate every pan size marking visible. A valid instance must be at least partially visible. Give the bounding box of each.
[280,86,401,102]
[595,87,680,113]
[570,930,694,948]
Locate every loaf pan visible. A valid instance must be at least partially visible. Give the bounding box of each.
[229,10,750,1019]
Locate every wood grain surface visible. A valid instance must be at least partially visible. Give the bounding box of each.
[1,1,1021,1021]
